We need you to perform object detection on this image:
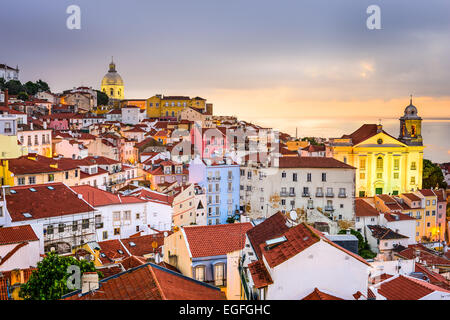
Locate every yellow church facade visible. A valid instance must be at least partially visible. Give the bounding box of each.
[329,100,424,197]
[146,95,207,118]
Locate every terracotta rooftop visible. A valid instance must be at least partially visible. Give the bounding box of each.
[417,189,437,197]
[246,212,291,260]
[302,288,344,300]
[367,225,409,240]
[340,124,400,146]
[260,223,321,268]
[72,185,146,207]
[183,223,253,258]
[374,275,450,300]
[248,260,273,289]
[278,156,354,169]
[63,263,226,300]
[4,183,94,222]
[0,225,39,245]
[355,198,380,217]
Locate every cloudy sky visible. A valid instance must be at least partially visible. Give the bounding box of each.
[1,0,449,161]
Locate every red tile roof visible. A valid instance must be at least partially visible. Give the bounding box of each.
[248,260,273,288]
[415,263,450,290]
[72,185,146,207]
[355,198,380,217]
[121,233,169,256]
[0,225,38,245]
[64,263,226,300]
[302,288,344,300]
[8,156,62,175]
[129,188,174,206]
[4,183,94,222]
[260,223,321,268]
[402,193,421,202]
[418,189,437,197]
[341,124,400,146]
[278,156,354,169]
[375,275,450,300]
[246,212,291,260]
[383,212,416,222]
[397,245,450,267]
[97,239,129,264]
[183,223,253,258]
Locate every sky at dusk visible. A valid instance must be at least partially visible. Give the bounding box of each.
[1,0,449,161]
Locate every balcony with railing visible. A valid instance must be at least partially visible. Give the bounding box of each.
[316,191,324,197]
[324,206,334,212]
[302,192,310,197]
[326,192,334,198]
[338,192,347,198]
[280,191,288,197]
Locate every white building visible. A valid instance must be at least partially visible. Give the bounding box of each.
[72,185,168,241]
[171,183,207,226]
[240,156,355,233]
[1,183,97,254]
[0,64,19,81]
[241,212,371,300]
[121,105,141,125]
[0,225,40,272]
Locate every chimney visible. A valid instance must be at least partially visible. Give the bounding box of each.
[30,122,33,131]
[346,229,351,235]
[4,89,9,109]
[81,272,99,294]
[43,121,47,130]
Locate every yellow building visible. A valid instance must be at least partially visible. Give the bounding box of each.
[101,58,124,103]
[146,95,207,118]
[329,100,424,197]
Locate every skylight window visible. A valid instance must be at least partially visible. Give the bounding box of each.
[47,186,54,190]
[29,188,36,192]
[129,242,136,247]
[117,249,124,254]
[10,190,16,194]
[265,236,287,249]
[22,212,32,218]
[100,253,106,258]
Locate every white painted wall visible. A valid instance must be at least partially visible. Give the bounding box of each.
[264,240,369,300]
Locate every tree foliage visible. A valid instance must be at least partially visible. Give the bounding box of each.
[422,159,447,189]
[19,252,100,300]
[0,78,51,98]
[18,91,29,101]
[338,229,377,259]
[96,90,109,106]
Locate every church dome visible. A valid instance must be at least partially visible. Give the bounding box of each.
[402,96,420,119]
[101,61,123,86]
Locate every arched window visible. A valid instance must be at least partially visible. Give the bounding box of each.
[171,111,175,117]
[118,89,121,96]
[110,88,114,96]
[194,265,205,282]
[376,157,383,170]
[214,263,225,286]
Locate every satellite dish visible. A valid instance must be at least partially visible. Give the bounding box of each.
[163,231,168,237]
[289,210,298,221]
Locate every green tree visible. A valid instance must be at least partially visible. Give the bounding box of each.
[422,159,447,189]
[18,91,29,101]
[0,77,5,90]
[338,229,377,259]
[35,79,50,92]
[24,81,39,96]
[19,252,101,300]
[5,80,24,95]
[96,90,109,106]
